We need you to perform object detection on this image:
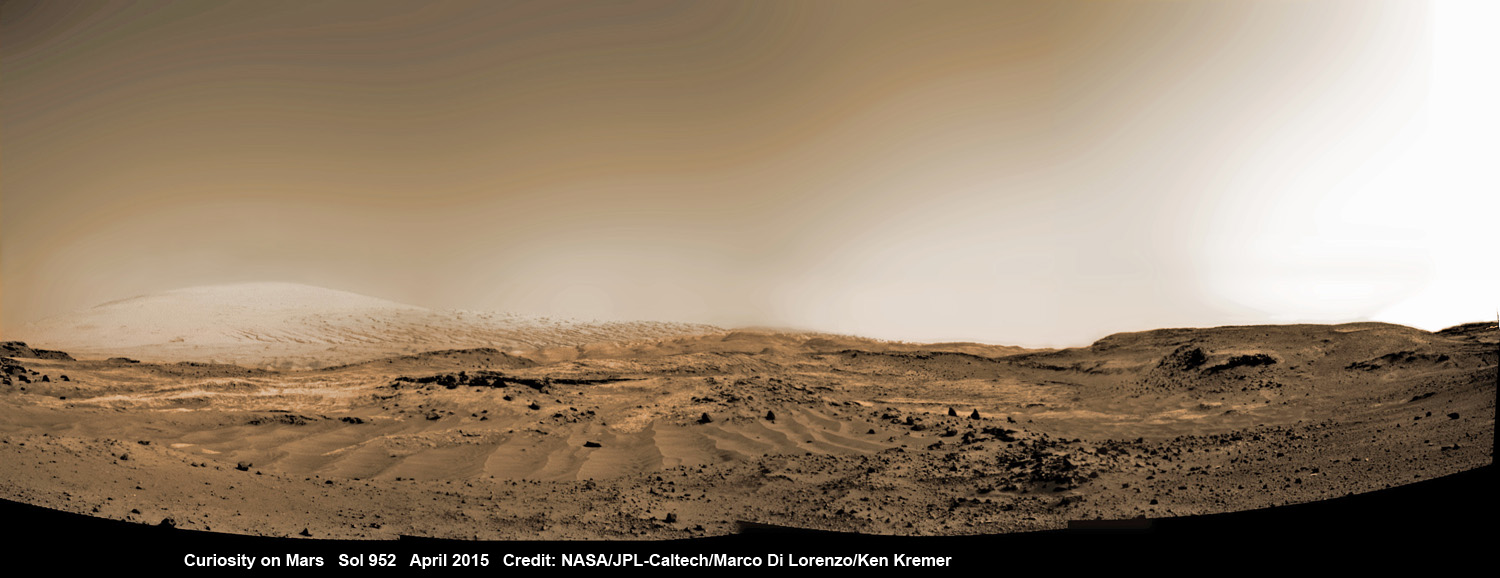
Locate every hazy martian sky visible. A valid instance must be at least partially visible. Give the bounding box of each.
[2,0,1495,346]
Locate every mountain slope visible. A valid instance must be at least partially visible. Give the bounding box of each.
[9,282,721,369]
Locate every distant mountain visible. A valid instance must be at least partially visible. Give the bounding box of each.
[10,282,721,369]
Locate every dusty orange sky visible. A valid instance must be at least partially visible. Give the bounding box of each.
[2,1,1494,347]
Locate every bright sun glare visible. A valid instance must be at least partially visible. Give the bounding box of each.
[1369,0,1499,330]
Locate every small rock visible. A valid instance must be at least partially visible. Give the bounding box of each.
[765,410,776,422]
[583,441,602,448]
[236,461,252,472]
[698,413,712,424]
[299,528,312,537]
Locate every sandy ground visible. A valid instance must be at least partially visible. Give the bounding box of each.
[0,321,1493,539]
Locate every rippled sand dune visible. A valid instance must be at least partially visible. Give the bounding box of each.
[1,319,1492,539]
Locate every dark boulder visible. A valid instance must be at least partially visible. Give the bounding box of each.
[1159,345,1207,370]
